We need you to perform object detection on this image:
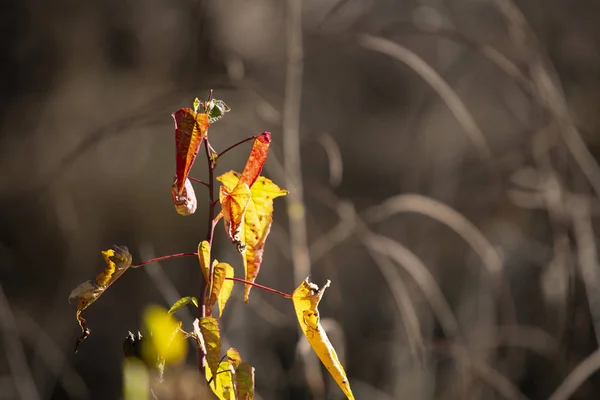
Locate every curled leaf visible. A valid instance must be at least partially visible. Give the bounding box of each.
[198,240,211,283]
[69,246,132,351]
[171,177,197,216]
[236,362,255,400]
[206,99,231,124]
[218,171,288,301]
[172,107,209,195]
[292,278,354,399]
[199,317,221,379]
[168,296,198,315]
[238,132,271,188]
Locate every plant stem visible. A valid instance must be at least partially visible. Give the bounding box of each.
[130,252,198,268]
[218,135,256,158]
[189,177,210,188]
[225,277,292,298]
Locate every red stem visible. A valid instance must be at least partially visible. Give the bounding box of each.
[218,135,256,158]
[225,277,292,298]
[131,252,198,268]
[188,177,209,188]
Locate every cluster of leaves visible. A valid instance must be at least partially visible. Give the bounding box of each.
[68,93,354,399]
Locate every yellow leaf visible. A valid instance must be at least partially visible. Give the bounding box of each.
[199,317,221,378]
[236,362,255,400]
[198,240,211,283]
[142,305,187,366]
[292,278,354,400]
[226,348,242,368]
[205,361,236,400]
[219,181,252,252]
[206,263,234,318]
[217,171,288,301]
[68,246,132,350]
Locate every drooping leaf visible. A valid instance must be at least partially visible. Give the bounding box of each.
[226,348,242,368]
[236,362,255,400]
[168,296,198,315]
[205,361,236,400]
[219,181,252,252]
[172,108,210,195]
[142,305,187,366]
[198,240,211,283]
[292,278,354,400]
[238,132,271,188]
[206,263,234,318]
[171,177,197,216]
[199,317,221,379]
[68,246,132,351]
[217,171,288,301]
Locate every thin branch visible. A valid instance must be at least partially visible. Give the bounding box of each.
[131,252,198,268]
[225,277,292,298]
[218,135,256,158]
[188,177,210,188]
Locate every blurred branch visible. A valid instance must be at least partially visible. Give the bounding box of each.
[548,347,600,400]
[0,284,40,400]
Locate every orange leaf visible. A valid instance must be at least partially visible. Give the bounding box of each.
[238,132,271,188]
[171,178,197,216]
[172,108,209,195]
[219,182,252,252]
[217,171,287,301]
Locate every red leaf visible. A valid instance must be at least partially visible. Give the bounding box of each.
[172,108,209,195]
[238,132,271,188]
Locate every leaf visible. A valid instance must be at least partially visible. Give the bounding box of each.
[206,99,231,124]
[142,305,187,366]
[171,177,197,216]
[219,181,252,252]
[217,171,288,301]
[236,362,255,400]
[168,296,198,315]
[238,132,271,189]
[226,348,242,368]
[207,263,234,318]
[199,317,221,379]
[198,240,211,283]
[206,361,236,400]
[68,245,132,351]
[292,278,354,400]
[172,107,209,195]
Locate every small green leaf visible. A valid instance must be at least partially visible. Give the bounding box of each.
[236,362,255,400]
[207,100,230,124]
[168,296,198,315]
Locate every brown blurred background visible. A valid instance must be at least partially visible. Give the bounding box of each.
[2,0,600,399]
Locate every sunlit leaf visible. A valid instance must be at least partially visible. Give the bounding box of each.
[198,240,211,283]
[205,361,236,400]
[226,348,242,368]
[206,99,231,124]
[238,132,271,189]
[217,171,288,301]
[171,177,197,216]
[206,262,234,318]
[219,181,252,252]
[168,296,198,315]
[68,246,132,351]
[142,305,187,366]
[199,317,221,378]
[236,362,255,400]
[292,278,354,400]
[172,107,209,195]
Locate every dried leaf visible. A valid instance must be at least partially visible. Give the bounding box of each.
[226,348,242,368]
[199,317,221,378]
[206,361,236,400]
[207,263,234,318]
[168,296,198,315]
[68,246,132,351]
[171,177,197,216]
[217,171,288,301]
[236,362,255,400]
[172,108,209,195]
[198,240,211,283]
[292,278,354,399]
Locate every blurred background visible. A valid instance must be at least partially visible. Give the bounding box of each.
[2,0,600,399]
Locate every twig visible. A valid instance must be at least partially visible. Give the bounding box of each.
[218,135,256,158]
[548,347,600,400]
